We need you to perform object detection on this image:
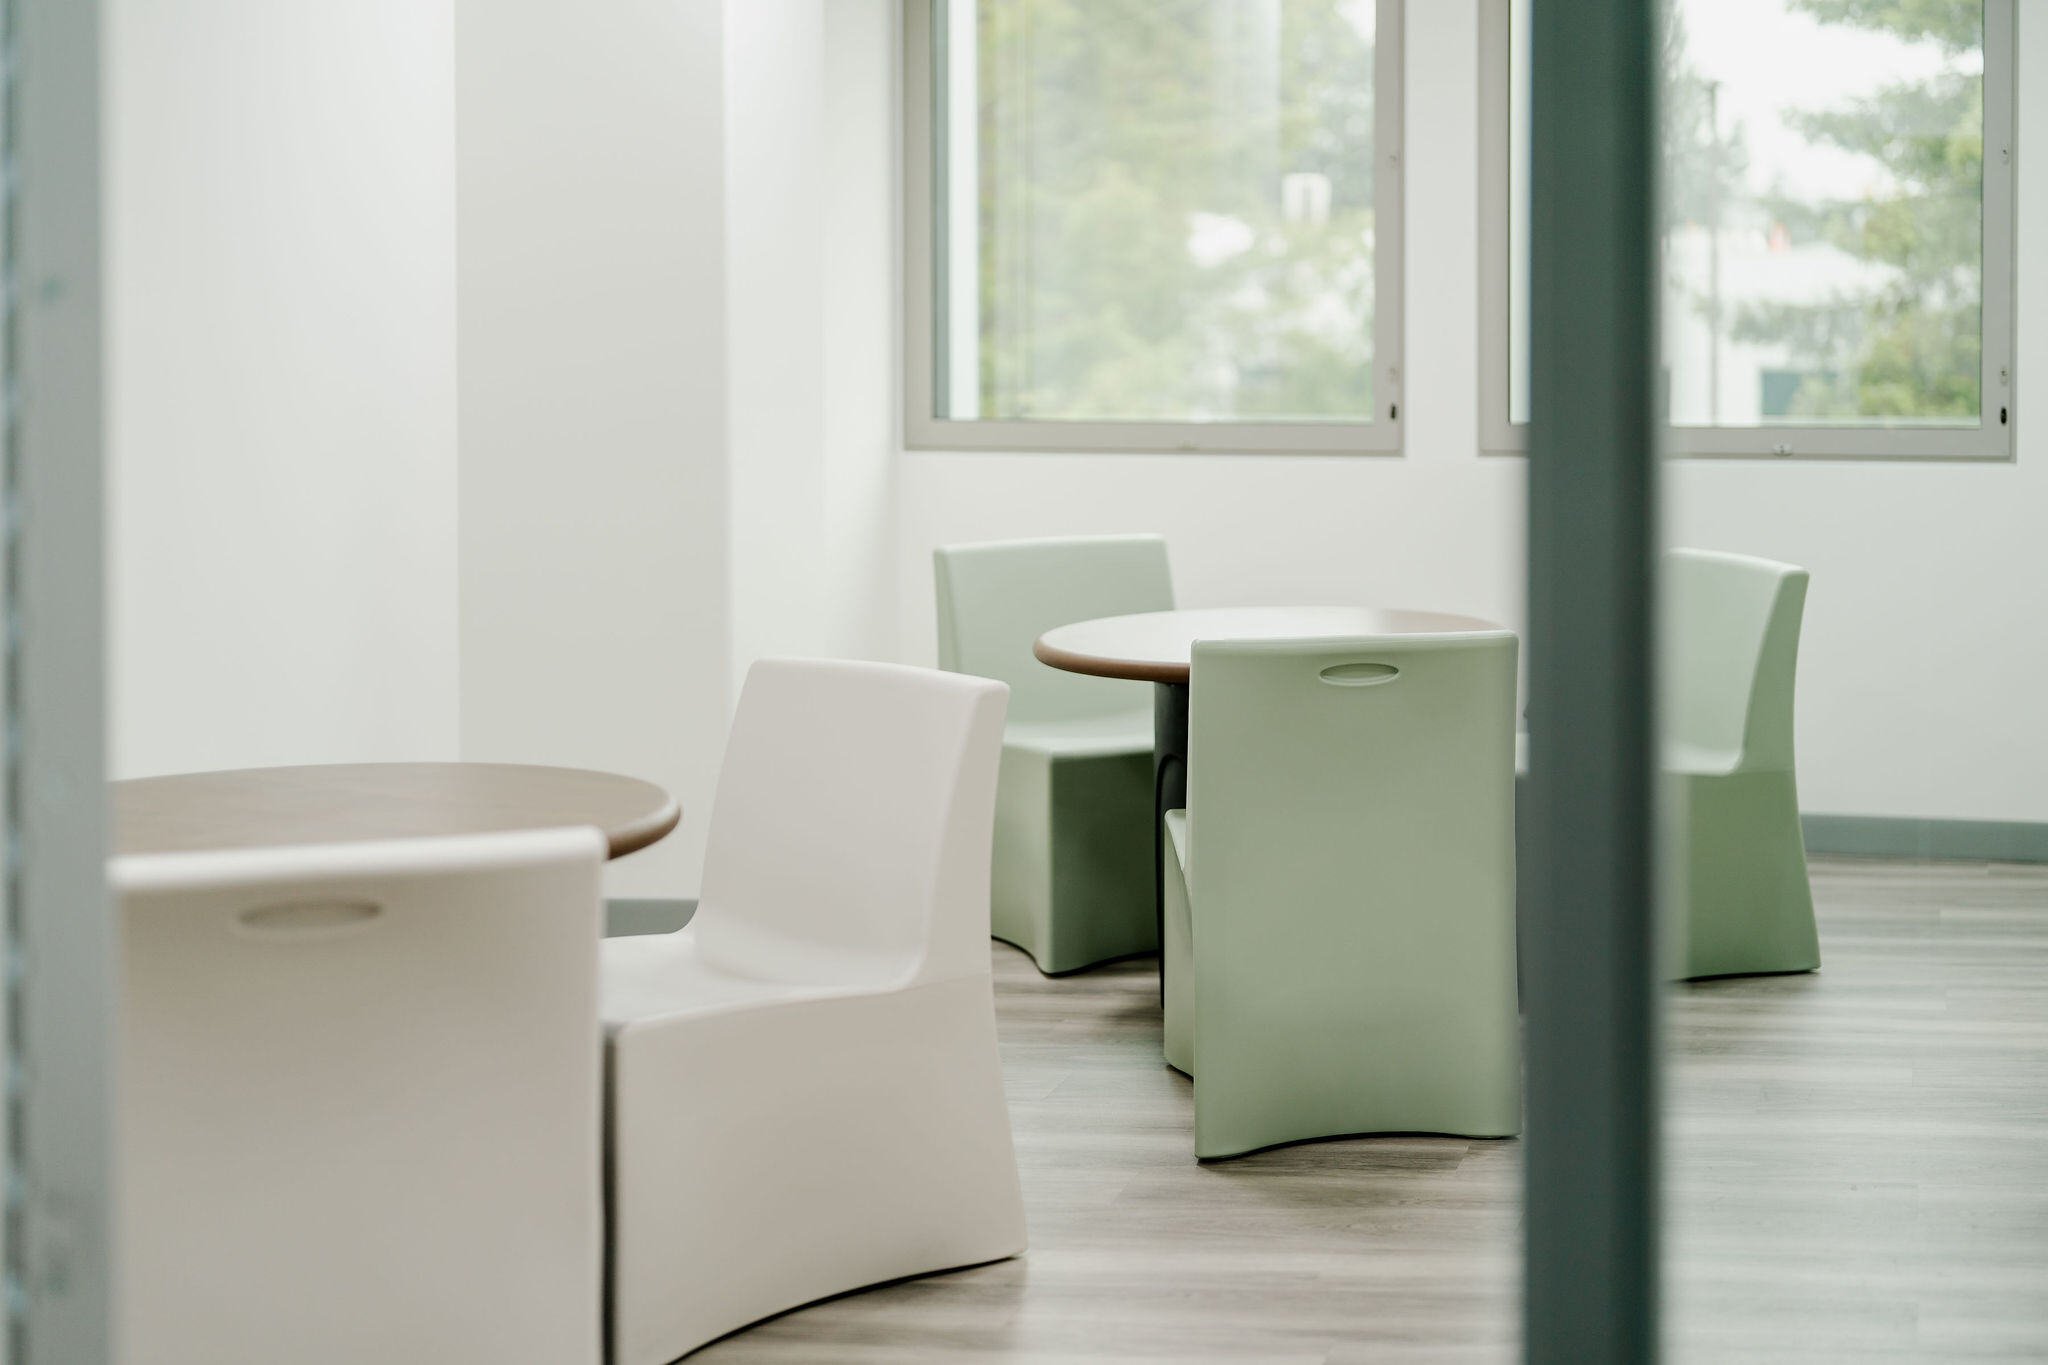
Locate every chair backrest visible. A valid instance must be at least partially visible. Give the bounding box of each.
[934,534,1174,724]
[1665,548,1809,772]
[692,658,1009,989]
[113,826,607,1365]
[1184,631,1519,1050]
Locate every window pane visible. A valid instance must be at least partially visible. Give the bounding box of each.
[1508,0,1985,431]
[936,0,1378,424]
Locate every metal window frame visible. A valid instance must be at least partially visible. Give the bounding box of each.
[902,0,1406,456]
[7,1,115,1363]
[1482,0,2016,462]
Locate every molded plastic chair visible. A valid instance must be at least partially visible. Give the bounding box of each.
[115,827,607,1365]
[934,535,1174,973]
[601,659,1026,1365]
[1665,548,1820,979]
[1162,633,1523,1160]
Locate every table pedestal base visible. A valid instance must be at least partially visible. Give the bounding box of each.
[1152,682,1190,1003]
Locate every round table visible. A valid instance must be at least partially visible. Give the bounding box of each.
[114,762,681,861]
[1034,606,1508,995]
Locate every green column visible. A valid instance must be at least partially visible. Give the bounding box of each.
[1523,0,1662,1360]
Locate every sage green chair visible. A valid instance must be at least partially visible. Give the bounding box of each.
[934,535,1173,974]
[1665,548,1819,980]
[1163,632,1522,1159]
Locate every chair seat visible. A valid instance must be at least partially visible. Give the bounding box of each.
[1005,712,1153,759]
[600,928,863,1031]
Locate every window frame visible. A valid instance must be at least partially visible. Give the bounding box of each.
[903,0,1406,455]
[1478,0,2016,461]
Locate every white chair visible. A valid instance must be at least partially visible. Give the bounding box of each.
[114,827,607,1365]
[602,659,1026,1365]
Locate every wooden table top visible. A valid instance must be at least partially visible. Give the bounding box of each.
[114,762,681,861]
[1035,606,1510,685]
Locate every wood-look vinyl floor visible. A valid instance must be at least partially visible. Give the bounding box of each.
[693,858,2048,1363]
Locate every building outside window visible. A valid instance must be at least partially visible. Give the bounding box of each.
[1482,0,2014,459]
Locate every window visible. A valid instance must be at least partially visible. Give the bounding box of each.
[905,0,1404,453]
[1481,0,2014,459]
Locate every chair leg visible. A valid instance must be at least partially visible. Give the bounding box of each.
[1675,769,1820,979]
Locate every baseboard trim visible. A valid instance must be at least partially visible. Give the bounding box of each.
[605,897,698,937]
[1802,816,2048,864]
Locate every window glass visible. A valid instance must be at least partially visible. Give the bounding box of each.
[937,0,1380,425]
[1508,0,1988,432]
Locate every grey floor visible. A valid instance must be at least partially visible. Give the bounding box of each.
[693,857,2048,1363]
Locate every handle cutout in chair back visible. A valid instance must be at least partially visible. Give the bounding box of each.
[235,899,384,938]
[1318,661,1400,687]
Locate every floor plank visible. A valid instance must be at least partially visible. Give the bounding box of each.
[692,858,2048,1363]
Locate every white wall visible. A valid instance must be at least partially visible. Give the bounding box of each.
[112,0,742,897]
[455,0,733,899]
[454,0,905,900]
[454,0,878,901]
[870,0,2048,825]
[726,1,827,687]
[109,0,460,777]
[820,0,907,662]
[727,0,902,674]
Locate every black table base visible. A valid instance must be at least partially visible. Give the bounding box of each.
[1151,681,1190,1003]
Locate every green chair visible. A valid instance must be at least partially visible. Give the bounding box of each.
[934,535,1173,974]
[1163,632,1522,1159]
[1664,548,1820,980]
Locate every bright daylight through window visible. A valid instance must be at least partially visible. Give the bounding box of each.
[1482,0,2013,458]
[906,0,1404,452]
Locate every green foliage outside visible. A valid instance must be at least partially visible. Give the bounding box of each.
[962,0,1985,427]
[1662,7,1751,230]
[1720,0,1986,421]
[971,0,1377,423]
